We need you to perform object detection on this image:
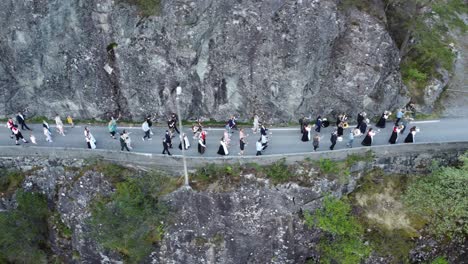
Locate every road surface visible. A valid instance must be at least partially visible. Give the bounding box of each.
[0,118,466,157]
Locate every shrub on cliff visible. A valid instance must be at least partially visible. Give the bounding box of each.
[89,172,177,263]
[304,196,371,264]
[403,153,468,242]
[0,191,49,263]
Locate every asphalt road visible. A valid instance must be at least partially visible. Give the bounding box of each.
[1,118,466,157]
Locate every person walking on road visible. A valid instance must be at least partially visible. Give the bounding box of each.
[256,139,263,156]
[330,130,338,150]
[108,114,120,139]
[315,115,322,133]
[142,119,152,141]
[376,111,391,129]
[253,114,260,134]
[67,115,74,128]
[313,133,320,151]
[169,113,180,134]
[43,125,53,142]
[11,126,28,145]
[361,128,376,146]
[388,125,401,144]
[217,137,229,156]
[404,126,419,143]
[301,124,311,142]
[55,114,65,136]
[29,133,37,144]
[6,118,16,139]
[179,133,190,150]
[120,130,131,151]
[356,111,366,129]
[162,136,172,155]
[16,111,32,131]
[165,130,172,148]
[198,137,206,155]
[395,109,404,125]
[84,126,96,149]
[346,129,355,148]
[239,128,248,156]
[359,118,369,135]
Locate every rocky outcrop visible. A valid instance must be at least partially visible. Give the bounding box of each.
[0,0,407,122]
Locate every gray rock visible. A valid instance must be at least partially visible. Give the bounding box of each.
[0,0,407,122]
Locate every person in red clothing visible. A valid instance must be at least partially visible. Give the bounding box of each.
[11,126,28,145]
[6,118,16,139]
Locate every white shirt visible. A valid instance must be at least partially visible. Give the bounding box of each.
[256,141,263,151]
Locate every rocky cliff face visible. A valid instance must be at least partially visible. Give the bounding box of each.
[0,0,407,121]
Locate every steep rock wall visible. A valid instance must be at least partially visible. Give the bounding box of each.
[0,0,407,121]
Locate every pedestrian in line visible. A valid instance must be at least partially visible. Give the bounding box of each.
[399,115,411,135]
[16,111,32,131]
[108,114,120,139]
[43,120,51,132]
[388,125,401,144]
[226,115,237,134]
[260,123,269,151]
[200,129,207,146]
[198,137,206,154]
[29,133,37,144]
[337,122,344,137]
[165,130,172,148]
[67,115,74,128]
[11,126,28,145]
[44,125,53,142]
[395,108,404,125]
[239,128,248,156]
[142,119,152,141]
[162,136,172,155]
[217,137,229,156]
[120,130,131,151]
[84,126,96,149]
[404,126,419,143]
[346,129,354,148]
[299,115,306,134]
[330,130,338,150]
[223,129,231,147]
[361,128,376,146]
[376,111,391,129]
[178,133,190,150]
[315,115,322,133]
[252,114,260,134]
[301,124,311,142]
[170,113,180,134]
[359,118,369,135]
[125,131,133,149]
[256,139,263,156]
[55,114,65,136]
[352,127,361,138]
[356,111,366,129]
[313,133,320,151]
[6,118,16,139]
[146,115,155,136]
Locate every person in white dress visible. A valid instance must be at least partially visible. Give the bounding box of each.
[55,114,65,136]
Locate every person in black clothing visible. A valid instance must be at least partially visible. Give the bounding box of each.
[359,118,368,135]
[356,112,366,129]
[329,130,338,150]
[119,130,130,151]
[16,111,31,131]
[315,116,322,133]
[165,130,172,148]
[170,113,180,134]
[162,137,172,155]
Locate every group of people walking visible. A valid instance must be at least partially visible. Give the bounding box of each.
[299,108,419,152]
[4,108,420,155]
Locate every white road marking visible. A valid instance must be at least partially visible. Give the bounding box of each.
[412,120,440,124]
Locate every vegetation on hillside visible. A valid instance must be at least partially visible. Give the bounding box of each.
[304,196,371,264]
[119,0,161,16]
[0,191,49,263]
[89,168,179,263]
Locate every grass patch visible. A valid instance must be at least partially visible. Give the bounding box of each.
[0,170,26,196]
[263,158,295,185]
[0,191,49,263]
[89,171,178,263]
[350,170,422,262]
[304,196,371,264]
[50,212,72,240]
[82,161,134,184]
[119,0,161,16]
[402,152,468,242]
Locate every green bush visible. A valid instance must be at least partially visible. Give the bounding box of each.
[89,172,173,263]
[0,191,49,263]
[304,196,370,264]
[403,153,468,242]
[120,0,161,16]
[318,159,340,175]
[431,256,449,264]
[0,170,25,194]
[263,158,294,184]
